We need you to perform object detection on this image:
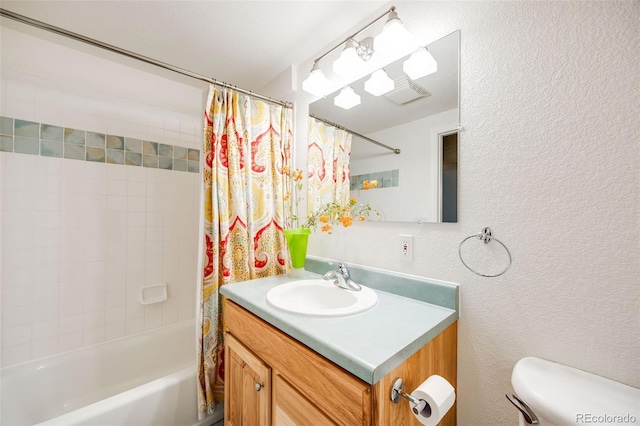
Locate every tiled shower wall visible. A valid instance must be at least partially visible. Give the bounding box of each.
[0,66,204,367]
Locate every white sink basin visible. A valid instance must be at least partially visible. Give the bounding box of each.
[266,279,378,317]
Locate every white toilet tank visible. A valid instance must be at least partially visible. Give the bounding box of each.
[510,357,639,426]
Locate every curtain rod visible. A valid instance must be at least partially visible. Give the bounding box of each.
[309,114,401,154]
[0,8,293,109]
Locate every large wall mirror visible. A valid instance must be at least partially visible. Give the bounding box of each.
[308,30,460,223]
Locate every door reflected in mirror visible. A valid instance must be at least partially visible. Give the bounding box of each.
[308,30,460,223]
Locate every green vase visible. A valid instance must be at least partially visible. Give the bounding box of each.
[284,227,311,269]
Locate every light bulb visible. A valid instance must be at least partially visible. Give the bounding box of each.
[333,39,365,77]
[403,47,438,80]
[364,69,395,96]
[374,10,418,62]
[334,86,361,110]
[302,63,332,97]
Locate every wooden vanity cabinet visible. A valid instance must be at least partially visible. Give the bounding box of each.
[223,300,457,426]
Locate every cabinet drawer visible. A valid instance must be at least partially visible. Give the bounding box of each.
[225,301,371,426]
[273,373,336,426]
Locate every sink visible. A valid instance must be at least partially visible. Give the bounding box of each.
[266,279,378,317]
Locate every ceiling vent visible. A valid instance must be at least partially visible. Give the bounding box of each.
[383,75,431,105]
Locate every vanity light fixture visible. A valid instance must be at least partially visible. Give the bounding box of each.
[364,69,394,96]
[403,47,438,80]
[302,5,437,102]
[334,86,361,110]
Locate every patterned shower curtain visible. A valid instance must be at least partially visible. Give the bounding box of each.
[197,85,292,419]
[307,116,352,213]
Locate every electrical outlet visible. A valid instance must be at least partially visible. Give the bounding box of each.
[399,234,413,260]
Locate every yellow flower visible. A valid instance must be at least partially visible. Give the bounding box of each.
[358,215,366,221]
[340,215,353,227]
[349,197,357,206]
[363,180,370,190]
[321,224,333,233]
[292,169,303,182]
[370,180,379,188]
[319,213,330,223]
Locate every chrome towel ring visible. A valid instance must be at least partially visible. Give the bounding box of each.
[458,227,512,277]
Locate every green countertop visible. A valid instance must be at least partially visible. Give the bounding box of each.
[220,256,459,385]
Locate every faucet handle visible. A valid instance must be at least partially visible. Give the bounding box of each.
[337,262,351,280]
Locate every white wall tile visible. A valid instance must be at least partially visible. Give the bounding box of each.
[125,318,144,335]
[32,337,59,359]
[1,73,201,367]
[2,324,32,347]
[2,343,31,366]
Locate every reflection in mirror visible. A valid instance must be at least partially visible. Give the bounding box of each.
[308,30,460,223]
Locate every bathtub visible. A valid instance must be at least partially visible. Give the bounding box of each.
[1,320,223,426]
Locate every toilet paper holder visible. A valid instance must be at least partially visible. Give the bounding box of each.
[390,378,430,416]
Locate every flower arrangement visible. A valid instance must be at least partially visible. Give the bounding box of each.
[284,167,380,234]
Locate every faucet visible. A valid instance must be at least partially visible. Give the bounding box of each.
[322,262,362,291]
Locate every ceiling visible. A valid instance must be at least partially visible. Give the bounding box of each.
[0,0,388,93]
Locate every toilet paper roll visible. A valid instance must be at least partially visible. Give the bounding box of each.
[410,375,456,426]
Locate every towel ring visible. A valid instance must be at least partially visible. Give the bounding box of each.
[458,227,512,277]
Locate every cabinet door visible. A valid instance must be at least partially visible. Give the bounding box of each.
[272,373,337,426]
[225,333,271,426]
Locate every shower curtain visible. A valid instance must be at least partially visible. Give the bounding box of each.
[197,85,292,419]
[307,116,352,213]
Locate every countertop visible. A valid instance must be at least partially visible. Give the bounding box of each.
[220,258,459,385]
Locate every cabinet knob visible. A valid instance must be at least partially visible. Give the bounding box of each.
[255,382,263,391]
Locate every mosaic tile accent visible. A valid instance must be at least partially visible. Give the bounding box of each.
[143,141,158,155]
[0,116,199,173]
[41,124,64,142]
[65,144,85,160]
[159,157,173,170]
[15,120,39,138]
[41,140,63,158]
[125,138,142,153]
[125,151,142,166]
[143,154,158,168]
[174,146,187,160]
[1,135,13,152]
[15,137,39,155]
[350,169,400,190]
[86,132,105,148]
[174,159,188,172]
[107,135,124,150]
[64,128,85,145]
[86,147,106,162]
[188,148,200,161]
[107,149,124,165]
[159,143,173,158]
[188,160,200,173]
[0,117,13,135]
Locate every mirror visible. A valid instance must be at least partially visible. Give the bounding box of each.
[308,30,460,223]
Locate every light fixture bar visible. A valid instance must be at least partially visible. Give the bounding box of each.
[310,114,401,154]
[310,6,398,65]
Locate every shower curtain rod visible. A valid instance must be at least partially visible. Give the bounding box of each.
[310,114,401,154]
[0,8,293,109]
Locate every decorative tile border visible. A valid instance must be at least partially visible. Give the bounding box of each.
[0,116,200,173]
[351,169,399,190]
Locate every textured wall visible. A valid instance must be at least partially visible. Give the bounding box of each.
[307,2,640,425]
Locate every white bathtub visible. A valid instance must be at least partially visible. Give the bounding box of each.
[1,320,222,426]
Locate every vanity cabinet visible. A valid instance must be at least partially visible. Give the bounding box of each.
[223,300,457,426]
[225,333,271,425]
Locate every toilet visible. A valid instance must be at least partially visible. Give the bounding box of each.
[509,357,640,425]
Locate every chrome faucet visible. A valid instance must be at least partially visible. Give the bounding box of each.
[322,262,362,291]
